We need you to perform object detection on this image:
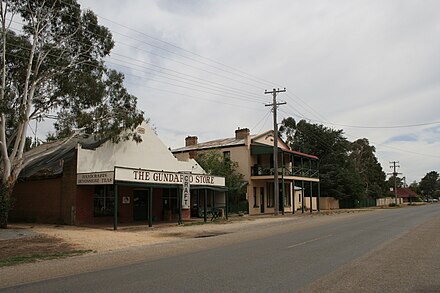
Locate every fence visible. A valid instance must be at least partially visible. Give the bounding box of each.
[339,198,377,209]
[228,200,249,214]
[376,197,403,206]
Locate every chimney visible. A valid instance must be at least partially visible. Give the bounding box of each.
[235,128,250,139]
[185,136,198,146]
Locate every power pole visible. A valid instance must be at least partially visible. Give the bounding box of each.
[265,88,286,215]
[388,161,402,205]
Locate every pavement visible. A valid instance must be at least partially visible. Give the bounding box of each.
[0,227,38,240]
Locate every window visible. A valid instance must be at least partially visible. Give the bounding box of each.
[94,185,115,217]
[223,151,231,161]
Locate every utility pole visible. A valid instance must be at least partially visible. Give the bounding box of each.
[388,161,402,205]
[265,88,286,215]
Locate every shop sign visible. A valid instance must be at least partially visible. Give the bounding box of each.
[114,167,225,187]
[182,173,190,209]
[77,171,114,185]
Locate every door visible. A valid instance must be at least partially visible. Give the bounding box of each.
[133,190,149,221]
[260,187,265,213]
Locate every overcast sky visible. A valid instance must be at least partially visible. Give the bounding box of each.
[76,0,440,184]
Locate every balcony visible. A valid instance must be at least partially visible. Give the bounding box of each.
[251,165,319,178]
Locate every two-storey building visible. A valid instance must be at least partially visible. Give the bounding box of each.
[172,128,320,215]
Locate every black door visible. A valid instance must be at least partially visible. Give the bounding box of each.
[133,190,149,221]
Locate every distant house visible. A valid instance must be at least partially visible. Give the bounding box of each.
[11,123,227,227]
[396,187,419,203]
[172,128,321,215]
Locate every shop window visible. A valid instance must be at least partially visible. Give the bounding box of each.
[94,185,115,217]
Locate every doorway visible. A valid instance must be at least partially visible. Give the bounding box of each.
[260,187,265,213]
[133,190,149,221]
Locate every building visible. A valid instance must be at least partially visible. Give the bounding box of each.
[11,123,227,228]
[172,128,320,215]
[396,187,419,203]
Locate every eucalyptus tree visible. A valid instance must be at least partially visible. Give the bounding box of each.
[280,118,364,200]
[0,0,144,227]
[419,171,439,198]
[349,138,386,198]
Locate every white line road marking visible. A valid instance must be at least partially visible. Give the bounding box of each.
[287,234,333,249]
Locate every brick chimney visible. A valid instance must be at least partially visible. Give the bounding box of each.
[185,136,198,146]
[235,128,250,139]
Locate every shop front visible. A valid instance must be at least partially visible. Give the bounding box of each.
[11,123,227,227]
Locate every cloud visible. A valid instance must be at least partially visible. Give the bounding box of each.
[73,0,440,183]
[385,134,418,144]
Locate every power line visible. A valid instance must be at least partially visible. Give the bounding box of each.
[75,1,277,88]
[5,23,267,104]
[4,43,267,107]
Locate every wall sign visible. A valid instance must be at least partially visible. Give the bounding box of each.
[77,171,114,185]
[114,167,225,187]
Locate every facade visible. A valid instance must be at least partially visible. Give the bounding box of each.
[172,128,320,215]
[11,123,227,228]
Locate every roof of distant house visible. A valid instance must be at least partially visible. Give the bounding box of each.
[396,187,419,198]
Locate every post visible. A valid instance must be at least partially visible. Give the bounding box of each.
[389,161,401,205]
[310,181,313,214]
[178,186,182,225]
[148,187,153,227]
[317,161,321,212]
[113,184,118,231]
[318,181,321,212]
[292,181,295,214]
[301,180,305,213]
[204,189,208,223]
[265,88,286,215]
[225,190,229,220]
[281,151,285,215]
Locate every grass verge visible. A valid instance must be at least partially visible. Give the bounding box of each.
[0,250,93,267]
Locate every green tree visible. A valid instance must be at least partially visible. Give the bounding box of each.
[349,138,386,198]
[195,151,246,211]
[280,118,364,200]
[419,171,439,197]
[409,181,420,194]
[0,0,144,228]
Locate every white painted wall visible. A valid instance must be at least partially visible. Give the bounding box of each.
[77,123,205,174]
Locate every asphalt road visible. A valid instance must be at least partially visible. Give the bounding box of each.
[2,204,440,293]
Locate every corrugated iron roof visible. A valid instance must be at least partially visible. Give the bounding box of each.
[172,131,319,159]
[172,137,249,152]
[20,133,104,179]
[396,187,419,198]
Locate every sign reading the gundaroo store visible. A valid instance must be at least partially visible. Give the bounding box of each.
[77,171,114,185]
[114,167,225,187]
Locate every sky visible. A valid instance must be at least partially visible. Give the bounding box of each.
[72,0,439,184]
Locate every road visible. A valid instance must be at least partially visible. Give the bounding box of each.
[1,204,440,292]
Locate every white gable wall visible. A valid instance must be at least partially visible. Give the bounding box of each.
[77,123,205,174]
